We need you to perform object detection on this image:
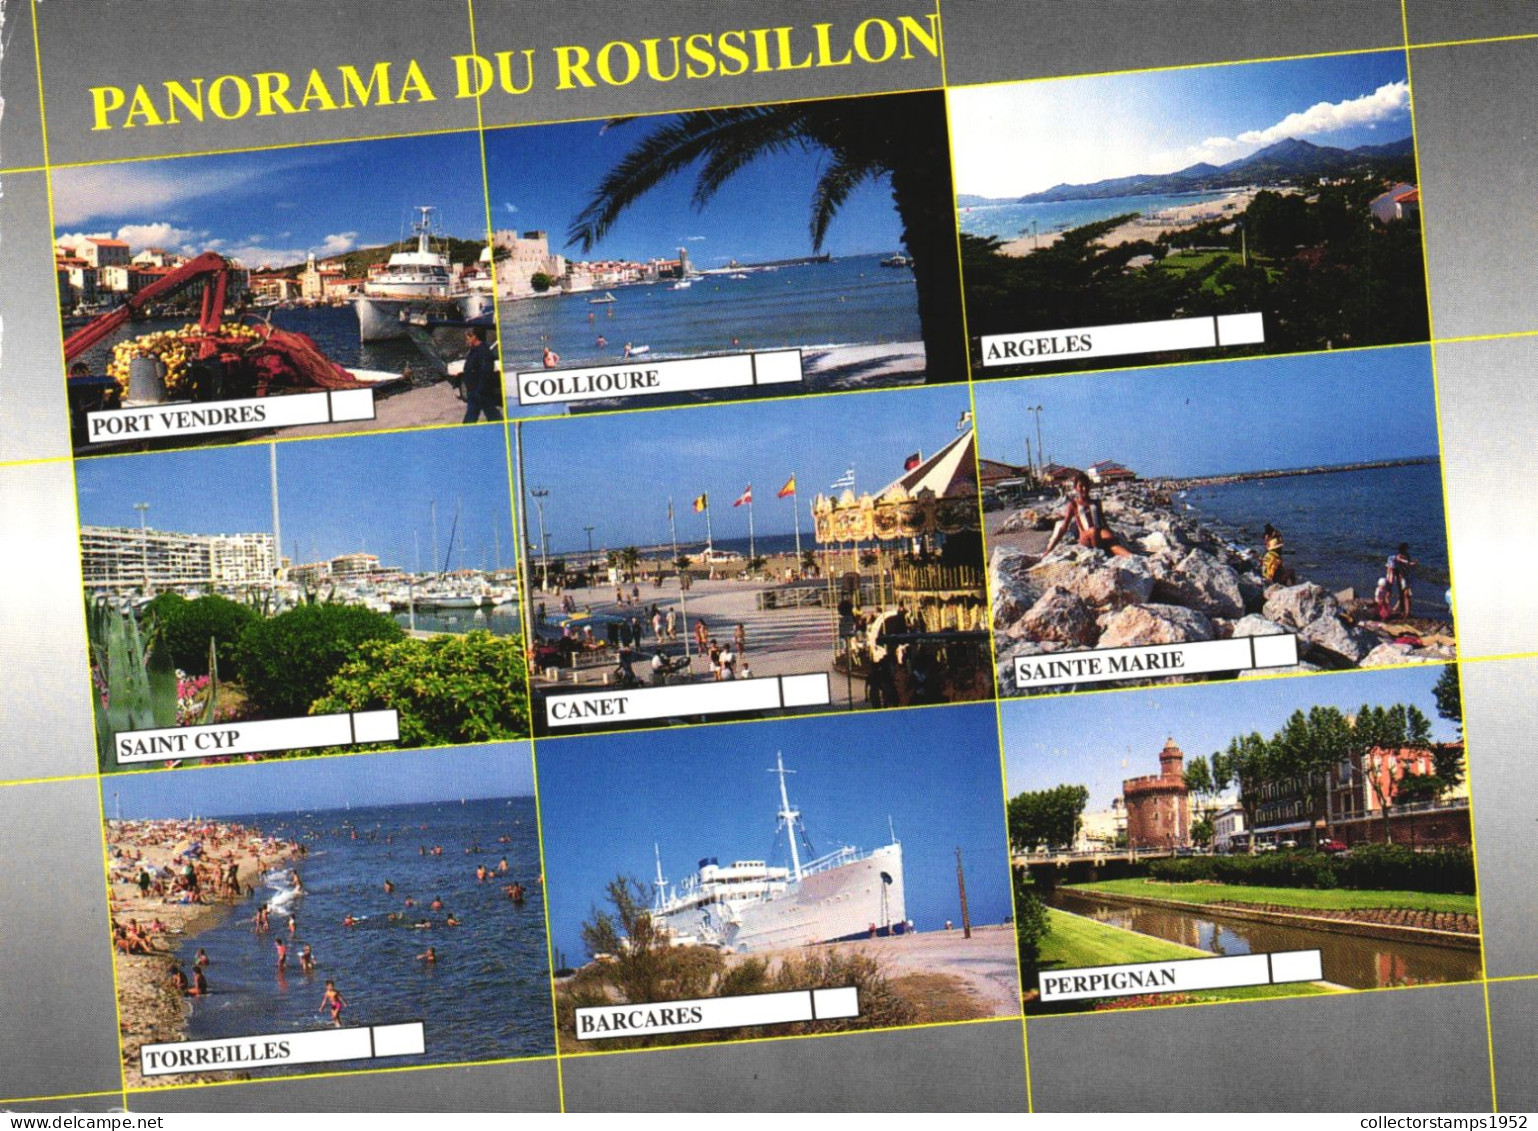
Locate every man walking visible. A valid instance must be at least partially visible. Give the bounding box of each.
[460,325,503,423]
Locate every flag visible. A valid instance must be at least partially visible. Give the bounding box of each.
[777,475,796,498]
[831,468,855,490]
[692,494,708,512]
[904,451,922,471]
[733,485,753,507]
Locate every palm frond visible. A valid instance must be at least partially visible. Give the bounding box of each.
[809,154,883,250]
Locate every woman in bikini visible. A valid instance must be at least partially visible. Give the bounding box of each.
[1043,473,1132,557]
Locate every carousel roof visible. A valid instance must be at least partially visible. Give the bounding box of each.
[876,430,977,501]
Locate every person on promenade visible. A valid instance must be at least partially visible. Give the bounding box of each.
[1390,543,1418,616]
[734,623,747,656]
[460,326,503,424]
[1043,473,1132,557]
[694,619,709,654]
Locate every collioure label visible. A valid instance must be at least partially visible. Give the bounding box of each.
[140,1021,425,1076]
[1039,949,1324,1003]
[544,672,830,728]
[980,312,1264,366]
[85,388,377,443]
[515,348,802,405]
[115,709,400,763]
[1014,634,1299,689]
[576,987,859,1040]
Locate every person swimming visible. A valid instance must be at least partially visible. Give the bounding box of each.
[319,981,347,1027]
[417,947,437,965]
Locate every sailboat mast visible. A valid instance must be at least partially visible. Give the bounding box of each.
[774,752,803,882]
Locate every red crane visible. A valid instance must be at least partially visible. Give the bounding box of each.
[63,251,231,363]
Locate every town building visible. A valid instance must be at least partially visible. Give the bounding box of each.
[1212,804,1247,853]
[1122,737,1191,850]
[80,525,276,592]
[1077,798,1126,851]
[1370,183,1420,224]
[491,230,568,299]
[75,236,132,269]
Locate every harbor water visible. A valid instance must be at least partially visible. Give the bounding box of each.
[176,797,552,1073]
[1182,462,1452,618]
[1050,888,1481,990]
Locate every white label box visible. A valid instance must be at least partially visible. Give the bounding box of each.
[85,389,376,444]
[515,348,802,405]
[140,1021,424,1076]
[114,709,400,763]
[1039,949,1323,1002]
[979,313,1265,367]
[1014,634,1298,689]
[576,987,860,1040]
[545,673,830,728]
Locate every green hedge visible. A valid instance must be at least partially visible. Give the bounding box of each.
[235,603,404,717]
[1147,845,1474,894]
[147,593,259,680]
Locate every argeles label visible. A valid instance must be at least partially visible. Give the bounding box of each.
[516,348,802,405]
[981,313,1264,367]
[1014,634,1299,689]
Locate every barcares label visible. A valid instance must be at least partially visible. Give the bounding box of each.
[515,348,802,405]
[1038,949,1324,1002]
[980,312,1264,366]
[544,672,829,728]
[114,710,400,763]
[576,987,859,1040]
[85,389,377,443]
[1014,634,1299,689]
[140,1021,424,1075]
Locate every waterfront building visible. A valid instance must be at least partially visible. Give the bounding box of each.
[329,552,380,578]
[76,236,132,269]
[1122,738,1191,850]
[81,525,276,592]
[491,229,568,299]
[1326,742,1471,848]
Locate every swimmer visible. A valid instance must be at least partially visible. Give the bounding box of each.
[319,981,347,1027]
[430,897,444,912]
[343,914,356,928]
[417,947,437,965]
[170,966,189,994]
[445,913,461,927]
[190,967,208,997]
[300,944,315,973]
[194,949,210,969]
[384,879,395,894]
[274,938,288,970]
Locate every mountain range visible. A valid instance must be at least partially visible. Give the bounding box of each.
[958,136,1416,205]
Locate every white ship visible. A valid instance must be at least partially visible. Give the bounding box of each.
[353,207,492,342]
[649,753,906,952]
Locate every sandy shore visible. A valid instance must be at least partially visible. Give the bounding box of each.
[106,818,299,1088]
[803,341,926,387]
[998,189,1262,257]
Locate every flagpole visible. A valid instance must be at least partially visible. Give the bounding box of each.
[792,474,802,568]
[747,495,755,563]
[669,499,692,662]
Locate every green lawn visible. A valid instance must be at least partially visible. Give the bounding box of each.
[1067,877,1477,916]
[1037,909,1334,1004]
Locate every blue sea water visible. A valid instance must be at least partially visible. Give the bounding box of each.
[176,797,553,1075]
[959,190,1238,243]
[1181,462,1452,618]
[495,253,921,371]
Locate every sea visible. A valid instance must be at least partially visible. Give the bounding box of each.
[1180,462,1452,618]
[958,190,1237,244]
[393,606,523,637]
[73,306,463,389]
[496,253,921,372]
[175,797,553,1074]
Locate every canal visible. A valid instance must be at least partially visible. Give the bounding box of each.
[1050,888,1482,989]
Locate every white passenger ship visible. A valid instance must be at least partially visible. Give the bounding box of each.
[353,207,492,341]
[649,753,906,952]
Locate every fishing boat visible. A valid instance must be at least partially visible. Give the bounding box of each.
[353,207,492,342]
[587,292,617,305]
[648,753,906,952]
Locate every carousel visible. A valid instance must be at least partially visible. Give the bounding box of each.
[811,430,991,704]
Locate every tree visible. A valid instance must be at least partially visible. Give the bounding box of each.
[1183,754,1221,831]
[1012,867,1051,993]
[1353,702,1435,845]
[567,95,967,379]
[1190,817,1215,848]
[620,546,641,580]
[1433,666,1462,737]
[234,603,404,718]
[1213,733,1271,854]
[1269,706,1355,848]
[529,271,553,293]
[1007,784,1089,853]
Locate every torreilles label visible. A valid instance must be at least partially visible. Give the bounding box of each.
[114,710,400,763]
[576,987,859,1039]
[515,348,802,405]
[140,1021,424,1075]
[544,672,830,728]
[1013,634,1299,689]
[1038,949,1323,1002]
[980,312,1264,367]
[85,389,377,444]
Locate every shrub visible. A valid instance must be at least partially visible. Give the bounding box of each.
[1013,867,1051,991]
[152,594,259,679]
[235,603,404,717]
[309,629,530,745]
[1333,844,1474,894]
[1146,846,1474,894]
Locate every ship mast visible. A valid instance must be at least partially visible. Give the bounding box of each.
[772,752,803,882]
[652,843,668,913]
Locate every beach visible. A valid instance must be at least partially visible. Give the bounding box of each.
[105,818,300,1088]
[997,188,1263,257]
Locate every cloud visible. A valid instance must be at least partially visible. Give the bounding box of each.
[503,202,519,213]
[686,235,706,241]
[114,222,203,251]
[1176,80,1411,166]
[316,232,359,256]
[51,164,249,226]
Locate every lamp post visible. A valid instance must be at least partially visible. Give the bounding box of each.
[530,488,550,593]
[1026,405,1045,481]
[133,502,150,594]
[584,525,595,582]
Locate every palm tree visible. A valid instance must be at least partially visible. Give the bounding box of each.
[568,93,966,380]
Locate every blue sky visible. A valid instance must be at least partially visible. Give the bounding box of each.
[534,705,1012,963]
[107,743,536,819]
[974,346,1438,479]
[484,115,904,265]
[520,386,974,551]
[952,51,1412,198]
[76,428,517,572]
[52,133,487,269]
[1002,666,1458,811]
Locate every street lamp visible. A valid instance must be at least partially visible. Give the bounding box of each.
[1026,406,1045,481]
[133,502,151,594]
[530,488,550,593]
[584,525,595,581]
